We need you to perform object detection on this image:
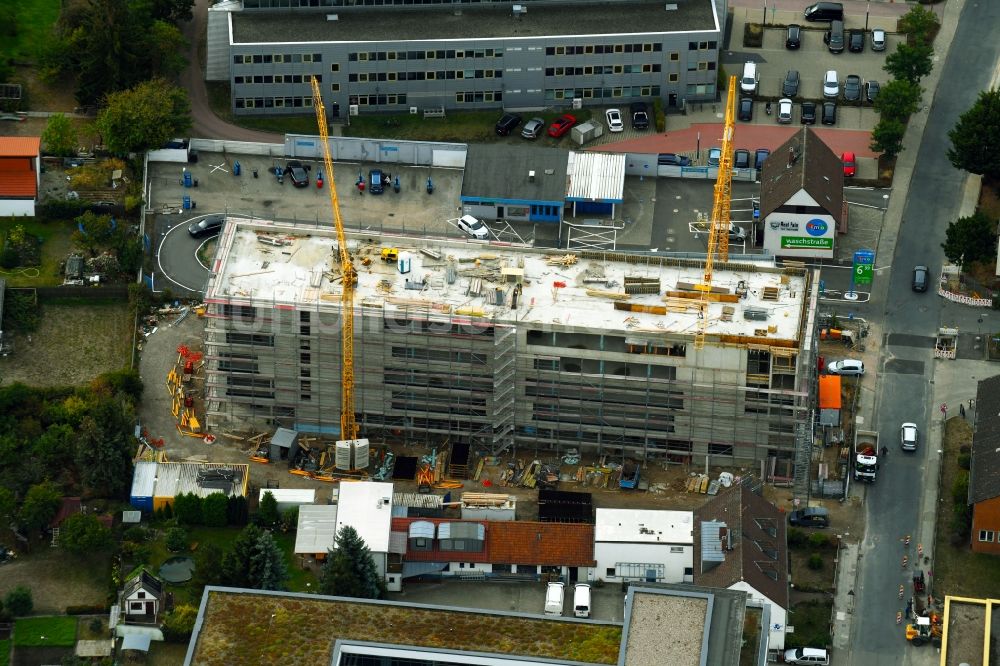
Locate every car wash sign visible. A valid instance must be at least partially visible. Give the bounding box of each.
[763,212,835,260]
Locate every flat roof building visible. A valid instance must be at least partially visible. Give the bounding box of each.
[129,461,250,512]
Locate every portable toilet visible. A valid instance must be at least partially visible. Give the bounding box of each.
[397,252,412,274]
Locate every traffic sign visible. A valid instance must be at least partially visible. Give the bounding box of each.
[853,250,875,286]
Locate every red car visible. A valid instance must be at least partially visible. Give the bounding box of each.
[842,151,856,177]
[547,114,577,138]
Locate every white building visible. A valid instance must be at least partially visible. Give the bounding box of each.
[335,481,394,577]
[258,488,316,513]
[593,508,694,584]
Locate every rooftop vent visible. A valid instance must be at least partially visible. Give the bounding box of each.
[326,13,338,20]
[528,170,536,182]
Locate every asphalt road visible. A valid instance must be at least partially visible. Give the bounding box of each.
[848,0,1000,663]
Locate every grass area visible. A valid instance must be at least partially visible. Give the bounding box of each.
[0,639,9,666]
[76,616,108,640]
[205,81,235,123]
[933,416,1000,597]
[0,0,60,62]
[979,178,1000,220]
[344,108,595,144]
[784,600,833,649]
[146,641,190,666]
[196,238,217,269]
[273,531,318,593]
[0,217,77,287]
[194,590,622,665]
[13,616,77,647]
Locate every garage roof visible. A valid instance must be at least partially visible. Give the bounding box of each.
[565,152,626,203]
[0,136,40,157]
[461,145,568,204]
[759,127,843,224]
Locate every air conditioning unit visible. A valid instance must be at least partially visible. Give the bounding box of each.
[572,98,582,109]
[410,106,418,115]
[349,104,359,116]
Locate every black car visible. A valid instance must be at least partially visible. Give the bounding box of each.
[848,29,865,52]
[630,102,650,130]
[782,70,800,97]
[822,101,837,125]
[495,113,522,136]
[285,160,309,187]
[789,507,830,528]
[733,149,751,169]
[657,153,692,166]
[754,148,770,170]
[738,97,753,121]
[865,80,881,104]
[369,169,385,194]
[912,265,929,292]
[800,102,817,125]
[188,214,225,238]
[843,74,862,102]
[785,23,801,49]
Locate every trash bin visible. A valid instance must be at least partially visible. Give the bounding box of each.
[233,161,241,176]
[182,195,191,210]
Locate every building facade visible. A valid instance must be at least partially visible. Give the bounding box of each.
[207,0,726,116]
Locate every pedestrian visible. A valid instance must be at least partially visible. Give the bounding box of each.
[881,445,888,457]
[960,403,966,418]
[970,398,975,409]
[357,180,365,195]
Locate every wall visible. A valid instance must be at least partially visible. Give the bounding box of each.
[593,542,692,584]
[190,139,285,156]
[728,582,786,651]
[972,498,1000,554]
[285,135,466,167]
[0,200,35,216]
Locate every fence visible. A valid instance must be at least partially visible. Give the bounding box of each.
[33,285,130,301]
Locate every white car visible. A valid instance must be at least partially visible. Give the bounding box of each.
[871,28,887,51]
[606,108,624,132]
[826,359,864,376]
[823,70,839,99]
[457,214,489,240]
[777,98,793,124]
[901,422,918,451]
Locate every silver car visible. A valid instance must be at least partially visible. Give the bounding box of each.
[777,98,793,124]
[521,117,545,139]
[871,28,887,51]
[823,70,839,99]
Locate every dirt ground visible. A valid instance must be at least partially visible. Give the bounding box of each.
[0,301,134,386]
[0,548,108,614]
[944,601,986,666]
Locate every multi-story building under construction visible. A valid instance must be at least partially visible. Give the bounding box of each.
[203,218,820,468]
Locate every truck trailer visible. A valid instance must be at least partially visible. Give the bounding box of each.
[854,429,879,482]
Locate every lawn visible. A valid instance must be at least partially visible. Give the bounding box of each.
[13,616,77,648]
[0,217,77,287]
[0,0,60,62]
[784,599,833,649]
[0,639,8,666]
[343,108,596,144]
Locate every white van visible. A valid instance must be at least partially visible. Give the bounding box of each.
[573,584,591,618]
[544,582,565,616]
[783,647,830,665]
[740,62,759,94]
[458,214,490,240]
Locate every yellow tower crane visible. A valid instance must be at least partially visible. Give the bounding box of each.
[310,76,358,441]
[693,75,738,350]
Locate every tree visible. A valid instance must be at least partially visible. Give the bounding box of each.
[281,505,300,532]
[948,88,1000,180]
[165,527,189,553]
[96,78,191,155]
[870,117,906,158]
[941,212,998,267]
[58,513,113,554]
[41,114,79,157]
[148,0,196,23]
[193,542,225,588]
[202,492,229,528]
[72,0,152,105]
[162,604,198,642]
[4,586,33,617]
[227,495,248,526]
[173,492,203,525]
[221,524,262,587]
[898,5,940,45]
[0,487,15,522]
[884,42,934,84]
[256,491,279,528]
[874,79,922,121]
[248,530,288,591]
[19,481,62,535]
[319,526,384,599]
[148,20,188,78]
[73,397,136,497]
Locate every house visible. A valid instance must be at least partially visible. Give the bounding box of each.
[593,508,694,584]
[968,375,1000,553]
[0,136,41,216]
[120,568,164,624]
[758,127,843,260]
[694,481,790,657]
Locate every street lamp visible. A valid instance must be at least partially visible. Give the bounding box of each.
[881,193,889,226]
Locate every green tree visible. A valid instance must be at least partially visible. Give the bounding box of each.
[0,486,15,522]
[58,513,113,554]
[4,586,33,617]
[71,0,151,105]
[73,211,116,256]
[884,42,934,84]
[193,542,225,588]
[948,88,1000,180]
[256,491,280,528]
[942,212,998,267]
[148,20,188,78]
[874,79,922,121]
[221,524,263,587]
[249,530,288,591]
[281,505,300,532]
[870,117,906,158]
[161,604,198,642]
[74,397,136,497]
[148,0,196,23]
[173,492,203,525]
[227,495,248,526]
[319,526,384,599]
[41,114,79,157]
[19,481,62,535]
[898,4,940,45]
[96,78,191,155]
[202,492,229,528]
[166,527,189,552]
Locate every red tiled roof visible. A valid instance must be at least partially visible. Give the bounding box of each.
[51,497,82,528]
[0,158,38,198]
[391,517,492,563]
[0,136,41,157]
[487,521,595,567]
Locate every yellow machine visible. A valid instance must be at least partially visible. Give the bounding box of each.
[905,615,941,647]
[310,77,359,441]
[381,248,399,262]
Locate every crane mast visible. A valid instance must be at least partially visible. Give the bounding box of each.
[310,76,358,441]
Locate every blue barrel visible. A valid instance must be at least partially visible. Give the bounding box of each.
[233,161,241,176]
[182,195,191,210]
[183,171,193,187]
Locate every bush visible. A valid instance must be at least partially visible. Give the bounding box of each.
[123,526,149,542]
[953,472,970,505]
[5,586,33,617]
[787,528,808,549]
[65,604,108,615]
[653,97,665,133]
[742,22,763,48]
[161,604,198,642]
[809,532,831,550]
[88,618,102,634]
[282,505,300,532]
[958,453,972,470]
[165,527,189,553]
[0,246,18,269]
[807,553,824,570]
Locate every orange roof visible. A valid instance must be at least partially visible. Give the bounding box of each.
[0,168,37,198]
[818,374,842,410]
[487,521,595,567]
[0,136,41,157]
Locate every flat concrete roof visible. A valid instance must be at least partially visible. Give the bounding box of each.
[462,145,569,204]
[207,218,808,343]
[335,481,394,554]
[595,509,693,545]
[230,0,719,44]
[625,591,707,666]
[295,504,339,553]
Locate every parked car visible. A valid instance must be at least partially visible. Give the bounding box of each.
[738,97,754,121]
[784,647,830,665]
[657,153,692,167]
[823,19,845,53]
[369,169,385,194]
[285,160,309,187]
[823,70,839,98]
[826,359,864,375]
[707,147,722,168]
[901,422,919,452]
[630,102,650,130]
[754,148,770,170]
[495,113,522,136]
[789,507,830,528]
[777,98,793,124]
[848,29,865,52]
[803,1,843,22]
[844,74,862,102]
[801,101,817,125]
[912,265,929,292]
[865,80,881,104]
[547,114,577,138]
[782,70,800,97]
[734,149,751,169]
[605,108,624,132]
[785,23,802,49]
[457,214,489,240]
[871,28,887,51]
[521,117,545,139]
[842,151,856,177]
[188,214,225,238]
[822,101,837,125]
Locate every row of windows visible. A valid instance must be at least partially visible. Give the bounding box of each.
[689,41,718,51]
[235,97,314,109]
[350,69,502,82]
[544,86,662,101]
[247,0,549,6]
[545,43,664,56]
[349,94,409,106]
[351,48,502,62]
[234,74,324,85]
[234,53,323,64]
[455,90,502,103]
[687,83,717,96]
[546,64,662,77]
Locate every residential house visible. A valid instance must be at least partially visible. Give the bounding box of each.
[969,375,1000,554]
[593,508,694,584]
[121,569,164,624]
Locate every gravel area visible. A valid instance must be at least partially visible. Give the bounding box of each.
[945,601,985,666]
[625,592,707,666]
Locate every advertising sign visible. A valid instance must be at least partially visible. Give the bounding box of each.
[763,212,835,259]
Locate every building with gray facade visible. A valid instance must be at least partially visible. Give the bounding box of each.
[206,0,726,116]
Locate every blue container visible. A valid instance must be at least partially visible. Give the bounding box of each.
[183,171,193,187]
[182,195,191,210]
[233,161,241,176]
